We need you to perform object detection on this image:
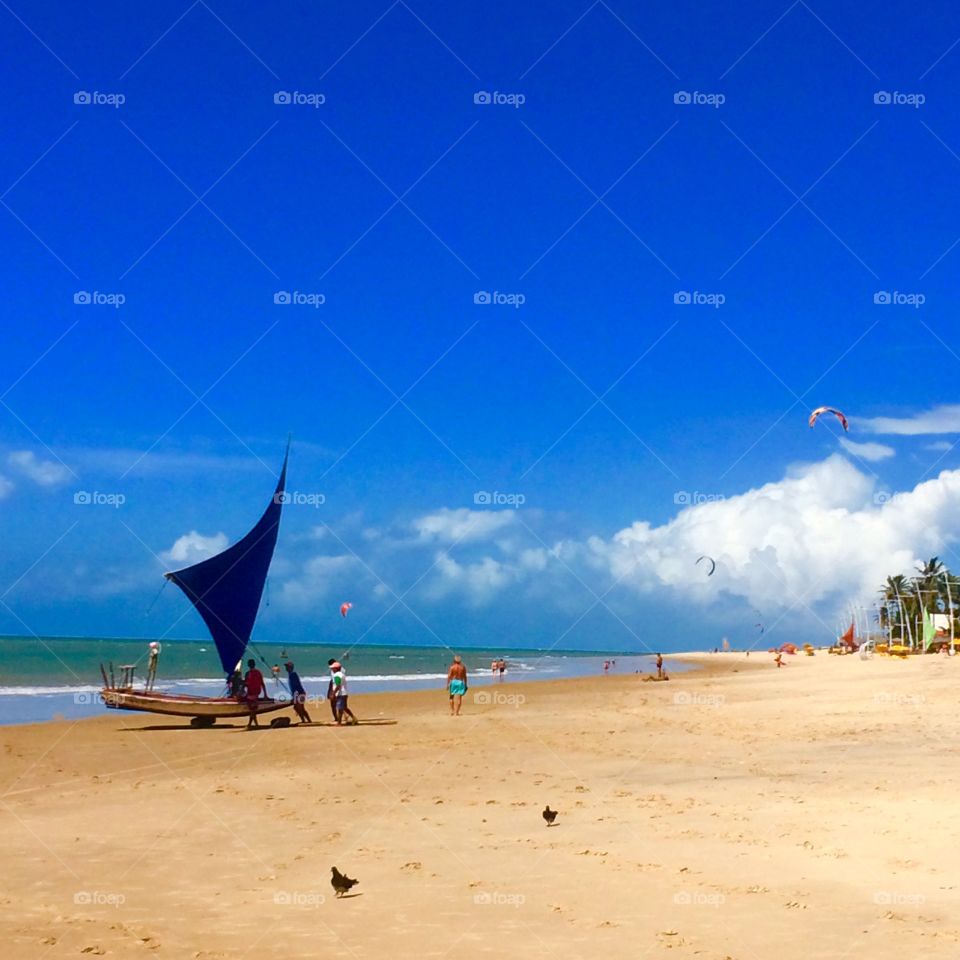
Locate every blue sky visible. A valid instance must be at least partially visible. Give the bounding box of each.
[3,0,960,652]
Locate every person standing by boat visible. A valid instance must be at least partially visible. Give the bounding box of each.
[146,642,161,691]
[284,661,311,724]
[447,655,468,716]
[244,658,266,729]
[328,659,358,725]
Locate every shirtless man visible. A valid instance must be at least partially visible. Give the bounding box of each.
[447,655,468,716]
[244,658,267,729]
[655,653,664,679]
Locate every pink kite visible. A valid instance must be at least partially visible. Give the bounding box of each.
[808,406,849,431]
[340,602,353,618]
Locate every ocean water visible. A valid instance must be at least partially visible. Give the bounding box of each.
[0,636,684,725]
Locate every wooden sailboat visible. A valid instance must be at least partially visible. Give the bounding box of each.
[101,445,293,726]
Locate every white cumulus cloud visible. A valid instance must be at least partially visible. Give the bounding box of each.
[858,404,960,435]
[161,531,229,568]
[412,507,517,543]
[8,450,70,486]
[838,437,895,461]
[595,455,960,613]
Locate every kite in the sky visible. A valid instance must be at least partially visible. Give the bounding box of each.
[696,555,716,576]
[340,602,353,618]
[755,623,765,634]
[808,406,849,431]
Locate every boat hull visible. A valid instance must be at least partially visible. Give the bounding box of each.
[102,689,292,719]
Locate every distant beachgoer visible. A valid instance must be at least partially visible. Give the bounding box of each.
[244,659,266,729]
[447,655,468,716]
[228,669,244,698]
[774,652,784,668]
[285,661,311,724]
[497,658,506,679]
[655,653,663,679]
[328,659,357,725]
[491,660,498,676]
[271,663,282,686]
[146,641,161,691]
[603,660,610,673]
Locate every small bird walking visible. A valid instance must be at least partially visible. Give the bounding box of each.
[542,805,558,826]
[331,866,359,897]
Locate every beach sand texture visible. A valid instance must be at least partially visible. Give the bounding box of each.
[2,653,958,958]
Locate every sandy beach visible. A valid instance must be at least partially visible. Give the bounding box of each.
[2,653,959,959]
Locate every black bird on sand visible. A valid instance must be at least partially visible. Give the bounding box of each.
[542,805,558,826]
[331,866,359,897]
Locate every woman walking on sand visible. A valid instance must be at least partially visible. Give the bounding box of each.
[447,655,468,716]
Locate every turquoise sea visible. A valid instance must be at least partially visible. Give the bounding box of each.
[0,636,683,725]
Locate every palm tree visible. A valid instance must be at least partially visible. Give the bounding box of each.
[880,574,914,645]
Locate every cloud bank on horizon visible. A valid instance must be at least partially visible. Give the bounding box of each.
[271,453,960,638]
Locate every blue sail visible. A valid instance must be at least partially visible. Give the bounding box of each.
[164,446,288,676]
